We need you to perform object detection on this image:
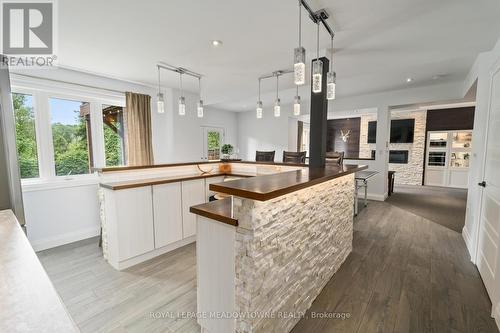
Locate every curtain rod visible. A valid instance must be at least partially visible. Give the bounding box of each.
[11,72,127,94]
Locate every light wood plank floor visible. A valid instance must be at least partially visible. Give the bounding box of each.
[38,200,498,333]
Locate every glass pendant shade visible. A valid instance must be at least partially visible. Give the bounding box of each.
[312,60,323,93]
[274,99,281,117]
[293,95,301,116]
[256,101,263,119]
[327,72,336,100]
[294,47,306,85]
[197,100,204,118]
[157,93,165,114]
[178,96,186,116]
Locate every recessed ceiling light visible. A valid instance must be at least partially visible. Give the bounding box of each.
[406,77,413,83]
[211,40,223,47]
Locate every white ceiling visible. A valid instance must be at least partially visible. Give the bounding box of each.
[55,0,500,111]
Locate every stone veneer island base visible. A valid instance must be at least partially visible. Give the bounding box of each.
[191,165,364,333]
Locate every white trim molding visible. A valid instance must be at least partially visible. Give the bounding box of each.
[29,226,100,252]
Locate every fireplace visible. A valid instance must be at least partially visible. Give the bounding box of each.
[389,150,409,164]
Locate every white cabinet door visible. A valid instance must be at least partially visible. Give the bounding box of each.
[115,186,154,261]
[182,179,206,238]
[205,176,225,202]
[153,183,183,248]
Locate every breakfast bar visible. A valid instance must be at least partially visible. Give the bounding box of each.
[190,164,367,333]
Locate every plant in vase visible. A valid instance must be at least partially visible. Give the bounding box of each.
[221,144,234,160]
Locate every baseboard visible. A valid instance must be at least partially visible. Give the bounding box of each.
[29,227,100,252]
[366,193,386,201]
[462,226,475,263]
[111,235,196,270]
[495,303,500,331]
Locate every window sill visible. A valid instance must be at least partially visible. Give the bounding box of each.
[21,174,99,192]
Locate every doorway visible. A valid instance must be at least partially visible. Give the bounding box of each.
[201,126,225,161]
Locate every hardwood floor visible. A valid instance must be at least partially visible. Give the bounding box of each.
[37,200,498,333]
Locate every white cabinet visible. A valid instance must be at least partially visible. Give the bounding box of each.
[182,179,206,238]
[204,176,225,202]
[153,182,183,249]
[112,186,155,261]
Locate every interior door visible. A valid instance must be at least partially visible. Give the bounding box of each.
[476,62,500,320]
[201,127,224,161]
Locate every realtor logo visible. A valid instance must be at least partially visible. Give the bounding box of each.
[1,0,57,68]
[2,1,53,54]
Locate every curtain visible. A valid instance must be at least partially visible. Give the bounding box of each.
[124,92,154,166]
[297,121,304,152]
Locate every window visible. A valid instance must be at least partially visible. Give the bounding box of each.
[13,93,39,178]
[50,98,92,176]
[102,105,126,166]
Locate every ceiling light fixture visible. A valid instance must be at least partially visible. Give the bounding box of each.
[197,77,203,118]
[312,22,323,93]
[211,40,222,47]
[274,73,281,117]
[157,66,165,114]
[326,36,336,100]
[294,86,301,116]
[294,1,306,86]
[178,72,186,116]
[256,79,263,119]
[406,77,413,83]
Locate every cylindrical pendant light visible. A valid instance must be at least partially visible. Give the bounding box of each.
[294,86,301,116]
[327,36,336,100]
[178,72,186,116]
[312,22,322,93]
[197,77,204,118]
[293,1,306,86]
[274,74,281,117]
[256,79,263,119]
[157,66,165,114]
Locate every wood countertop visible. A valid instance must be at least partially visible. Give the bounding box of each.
[210,164,367,201]
[191,164,367,225]
[93,160,307,173]
[0,210,78,333]
[190,198,238,226]
[99,172,255,190]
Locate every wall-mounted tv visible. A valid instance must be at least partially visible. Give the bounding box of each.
[367,121,377,143]
[390,119,415,143]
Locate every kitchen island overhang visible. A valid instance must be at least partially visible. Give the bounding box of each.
[191,164,367,333]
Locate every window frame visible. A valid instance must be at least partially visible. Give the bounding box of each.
[11,76,126,189]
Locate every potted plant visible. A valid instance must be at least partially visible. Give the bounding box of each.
[221,144,234,160]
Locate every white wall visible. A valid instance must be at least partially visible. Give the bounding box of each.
[237,103,299,162]
[162,90,239,163]
[11,68,239,250]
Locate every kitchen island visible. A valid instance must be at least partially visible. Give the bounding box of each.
[190,163,366,333]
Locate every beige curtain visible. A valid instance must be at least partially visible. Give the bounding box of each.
[124,92,154,166]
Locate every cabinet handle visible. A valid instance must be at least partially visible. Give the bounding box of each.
[478,181,486,188]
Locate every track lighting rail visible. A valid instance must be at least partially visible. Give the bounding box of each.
[299,0,335,38]
[259,69,294,80]
[157,62,203,79]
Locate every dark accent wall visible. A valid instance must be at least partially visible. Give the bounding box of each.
[327,117,361,158]
[426,107,475,131]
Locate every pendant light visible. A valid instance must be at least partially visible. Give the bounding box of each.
[157,66,165,114]
[294,1,306,86]
[178,72,186,116]
[294,86,301,116]
[327,36,336,100]
[274,74,281,117]
[256,79,263,119]
[312,22,323,93]
[197,77,204,118]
